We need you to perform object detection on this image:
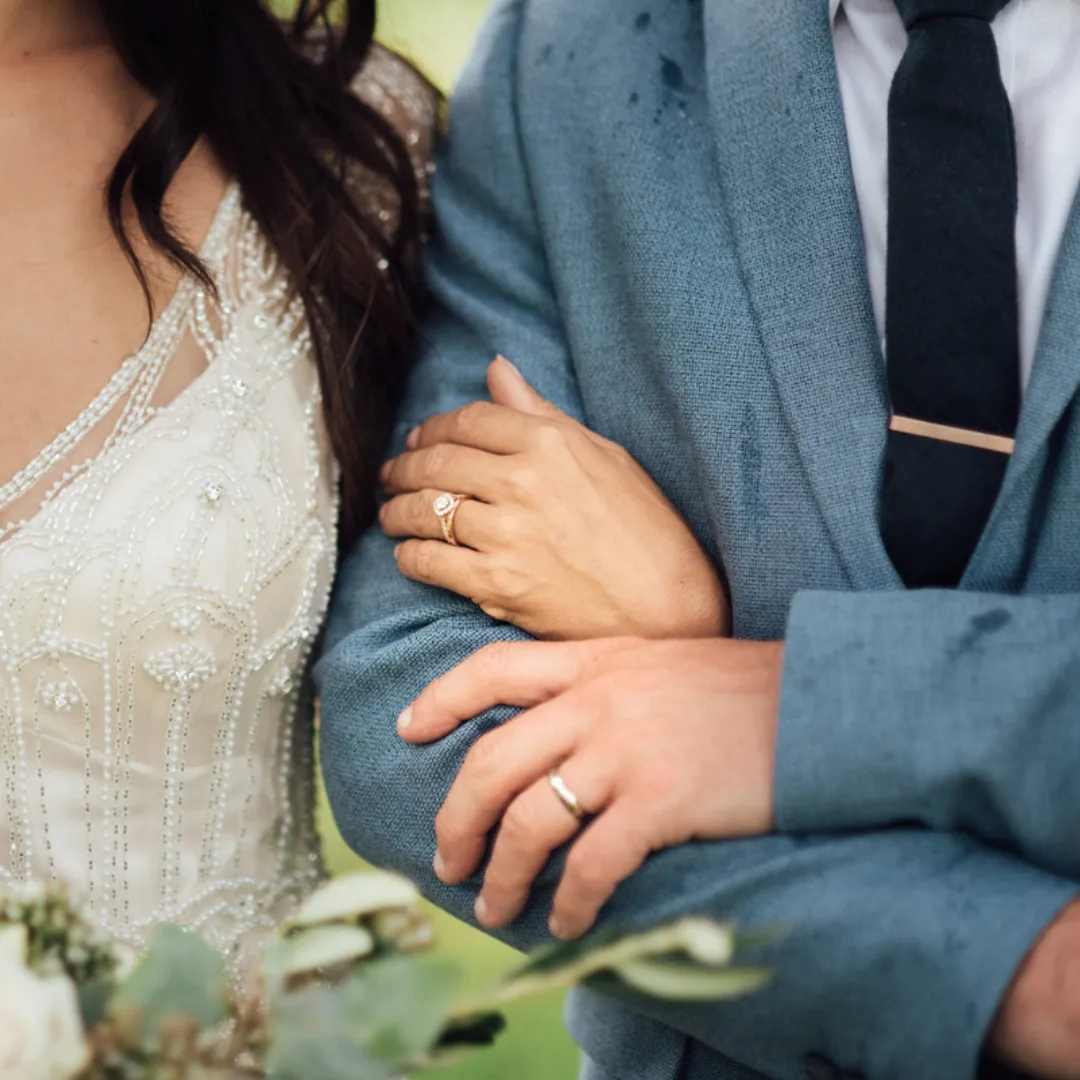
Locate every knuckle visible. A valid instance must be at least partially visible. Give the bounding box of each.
[424,443,452,476]
[604,439,635,468]
[528,422,573,457]
[487,559,532,603]
[506,464,543,498]
[479,601,511,624]
[424,675,455,717]
[412,543,438,582]
[481,865,515,902]
[496,510,531,547]
[411,494,432,530]
[475,640,515,680]
[564,847,610,897]
[433,809,460,850]
[454,401,489,438]
[587,670,632,710]
[464,731,503,783]
[500,799,538,845]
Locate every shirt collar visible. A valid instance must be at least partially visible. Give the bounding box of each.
[830,0,842,23]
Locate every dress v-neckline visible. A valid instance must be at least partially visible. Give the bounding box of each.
[0,180,242,544]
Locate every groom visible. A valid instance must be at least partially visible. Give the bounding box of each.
[317,2,1080,1078]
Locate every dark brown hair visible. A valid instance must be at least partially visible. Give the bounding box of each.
[99,0,428,547]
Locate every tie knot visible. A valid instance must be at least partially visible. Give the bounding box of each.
[894,0,1010,28]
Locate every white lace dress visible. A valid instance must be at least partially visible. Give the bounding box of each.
[0,47,434,966]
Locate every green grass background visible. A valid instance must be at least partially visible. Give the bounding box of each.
[317,4,580,1078]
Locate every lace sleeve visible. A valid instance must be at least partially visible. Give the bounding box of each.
[351,44,439,236]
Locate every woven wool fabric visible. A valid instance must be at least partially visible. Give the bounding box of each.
[318,2,1080,1079]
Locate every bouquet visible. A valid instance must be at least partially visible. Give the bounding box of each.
[0,873,772,1080]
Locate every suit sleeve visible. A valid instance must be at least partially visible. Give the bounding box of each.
[315,5,1078,1078]
[776,588,1080,879]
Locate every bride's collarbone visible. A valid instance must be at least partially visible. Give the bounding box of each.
[0,66,230,501]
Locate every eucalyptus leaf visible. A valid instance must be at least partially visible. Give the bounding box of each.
[288,871,419,928]
[610,959,772,1001]
[465,918,738,1013]
[267,983,394,1080]
[77,976,115,1028]
[109,924,227,1049]
[278,924,376,977]
[345,956,462,1063]
[267,955,463,1078]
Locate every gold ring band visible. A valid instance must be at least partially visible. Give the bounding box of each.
[432,492,468,546]
[548,770,586,822]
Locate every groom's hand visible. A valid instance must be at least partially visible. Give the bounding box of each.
[988,898,1080,1079]
[398,637,782,939]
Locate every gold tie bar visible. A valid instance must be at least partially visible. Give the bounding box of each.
[889,414,1016,455]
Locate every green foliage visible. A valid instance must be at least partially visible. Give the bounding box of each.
[266,957,462,1080]
[0,885,118,987]
[1,871,776,1080]
[108,925,229,1051]
[612,959,772,1001]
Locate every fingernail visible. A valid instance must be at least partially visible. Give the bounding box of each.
[397,705,413,732]
[379,461,392,483]
[378,502,388,524]
[496,354,522,377]
[406,426,421,450]
[475,895,491,926]
[393,544,402,560]
[433,850,447,880]
[549,914,566,939]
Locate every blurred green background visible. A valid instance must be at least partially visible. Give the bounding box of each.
[316,3,580,1079]
[376,0,493,89]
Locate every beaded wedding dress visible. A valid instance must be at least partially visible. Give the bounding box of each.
[0,47,434,968]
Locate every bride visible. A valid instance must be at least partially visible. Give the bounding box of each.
[0,0,729,979]
[0,0,435,967]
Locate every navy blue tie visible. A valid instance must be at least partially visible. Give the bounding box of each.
[882,0,1020,588]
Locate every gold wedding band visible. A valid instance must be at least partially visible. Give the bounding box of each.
[548,770,587,822]
[433,492,468,546]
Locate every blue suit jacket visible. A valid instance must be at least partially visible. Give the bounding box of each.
[316,2,1080,1077]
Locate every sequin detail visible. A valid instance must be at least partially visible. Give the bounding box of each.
[144,644,219,695]
[0,45,433,966]
[40,681,80,714]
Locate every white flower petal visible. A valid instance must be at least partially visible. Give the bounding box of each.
[288,871,419,927]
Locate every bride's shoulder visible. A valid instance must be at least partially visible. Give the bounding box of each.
[354,44,440,151]
[345,44,439,236]
[294,31,439,218]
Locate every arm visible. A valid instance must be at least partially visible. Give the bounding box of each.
[320,540,1080,1080]
[317,3,1079,1076]
[377,355,729,642]
[776,589,1080,880]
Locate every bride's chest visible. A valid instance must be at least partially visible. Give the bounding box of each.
[0,310,339,681]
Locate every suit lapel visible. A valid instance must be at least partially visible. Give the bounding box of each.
[967,186,1080,585]
[703,0,898,590]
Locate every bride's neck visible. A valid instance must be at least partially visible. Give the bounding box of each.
[0,0,105,61]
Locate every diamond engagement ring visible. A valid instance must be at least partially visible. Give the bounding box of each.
[432,492,468,546]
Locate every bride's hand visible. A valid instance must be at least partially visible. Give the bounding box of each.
[379,357,729,641]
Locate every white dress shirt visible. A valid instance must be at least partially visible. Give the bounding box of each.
[832,0,1080,389]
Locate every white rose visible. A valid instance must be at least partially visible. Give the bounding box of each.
[0,927,90,1080]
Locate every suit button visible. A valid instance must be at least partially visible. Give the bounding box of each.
[803,1054,838,1080]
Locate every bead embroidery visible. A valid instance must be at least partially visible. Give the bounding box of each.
[0,45,433,965]
[169,605,204,636]
[144,644,219,696]
[40,681,81,714]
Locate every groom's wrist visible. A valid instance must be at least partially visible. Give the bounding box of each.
[987,897,1080,1078]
